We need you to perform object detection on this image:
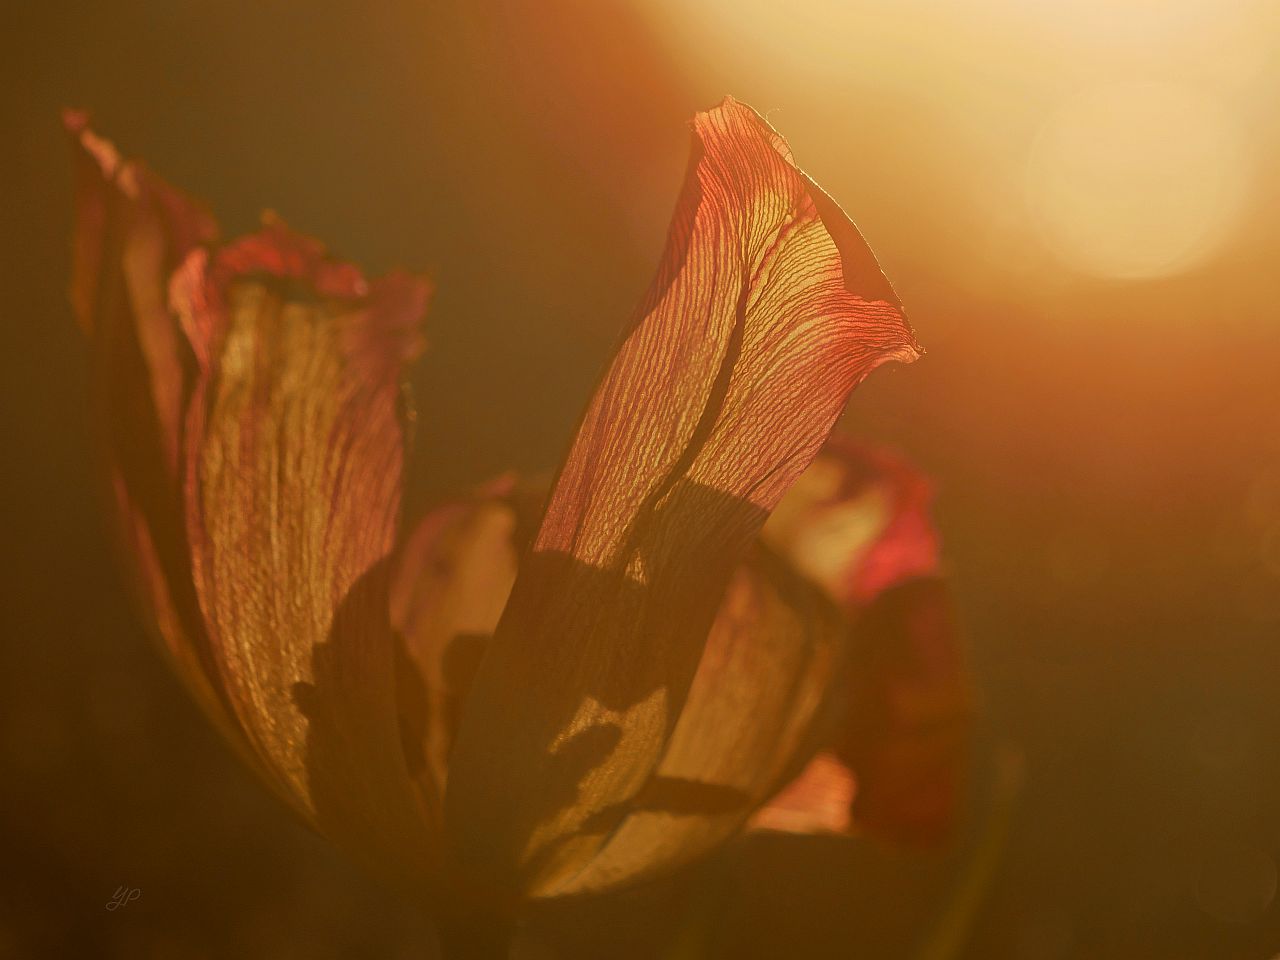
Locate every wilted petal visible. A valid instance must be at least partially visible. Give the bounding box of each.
[555,546,847,894]
[446,97,919,901]
[174,221,438,885]
[396,480,846,894]
[752,445,969,845]
[65,113,245,745]
[749,586,973,847]
[390,477,527,818]
[747,578,967,839]
[752,579,969,847]
[748,751,856,835]
[66,111,217,429]
[764,438,940,611]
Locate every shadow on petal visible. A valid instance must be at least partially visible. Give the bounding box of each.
[292,558,441,893]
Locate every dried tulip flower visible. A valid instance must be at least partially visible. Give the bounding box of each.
[67,97,968,955]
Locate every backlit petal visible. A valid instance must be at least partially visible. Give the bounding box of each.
[445,97,919,901]
[750,589,972,848]
[753,445,969,845]
[748,751,856,835]
[174,221,438,885]
[555,545,847,894]
[390,477,526,818]
[65,113,244,747]
[764,439,940,611]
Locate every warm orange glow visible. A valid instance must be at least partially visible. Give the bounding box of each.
[641,0,1276,286]
[12,0,1280,955]
[1024,82,1251,279]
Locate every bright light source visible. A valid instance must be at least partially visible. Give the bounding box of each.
[1024,81,1251,280]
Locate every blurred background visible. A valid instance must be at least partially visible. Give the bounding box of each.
[4,0,1280,956]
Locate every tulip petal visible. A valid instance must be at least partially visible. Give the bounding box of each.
[446,97,920,900]
[747,750,857,834]
[174,221,438,884]
[64,113,244,743]
[763,438,940,611]
[552,545,847,894]
[394,480,846,894]
[753,444,969,845]
[390,477,526,817]
[753,579,969,847]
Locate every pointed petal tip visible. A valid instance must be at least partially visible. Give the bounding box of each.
[710,93,744,114]
[694,94,919,362]
[62,116,429,340]
[61,107,88,133]
[64,109,128,186]
[885,335,925,369]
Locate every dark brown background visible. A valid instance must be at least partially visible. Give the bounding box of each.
[4,1,1280,957]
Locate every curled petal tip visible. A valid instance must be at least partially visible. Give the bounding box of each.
[699,97,918,348]
[173,219,431,377]
[213,215,367,297]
